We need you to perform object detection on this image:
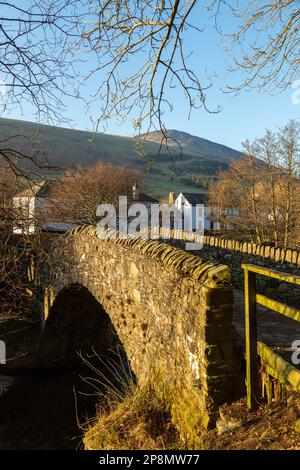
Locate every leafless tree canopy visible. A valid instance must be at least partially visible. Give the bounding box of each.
[210,0,300,93]
[0,1,299,150]
[0,1,85,181]
[68,0,300,156]
[208,120,300,248]
[50,163,139,225]
[78,0,214,150]
[0,0,85,123]
[0,162,49,318]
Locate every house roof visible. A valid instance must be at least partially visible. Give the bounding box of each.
[179,192,207,205]
[136,192,158,203]
[14,180,56,198]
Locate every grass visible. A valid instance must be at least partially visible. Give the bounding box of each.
[77,347,187,450]
[78,344,209,450]
[83,383,184,450]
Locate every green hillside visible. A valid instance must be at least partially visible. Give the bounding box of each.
[0,118,243,199]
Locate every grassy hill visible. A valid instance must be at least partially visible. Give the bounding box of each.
[0,118,243,199]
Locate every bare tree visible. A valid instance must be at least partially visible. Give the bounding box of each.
[209,0,300,93]
[0,230,36,319]
[0,1,90,179]
[0,163,51,318]
[243,131,281,246]
[0,1,86,123]
[236,0,300,92]
[76,0,217,156]
[242,121,300,247]
[0,1,88,319]
[209,120,300,248]
[276,120,300,247]
[50,163,139,225]
[208,155,268,243]
[74,1,300,147]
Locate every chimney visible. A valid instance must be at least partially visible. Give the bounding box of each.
[168,191,175,206]
[132,181,140,201]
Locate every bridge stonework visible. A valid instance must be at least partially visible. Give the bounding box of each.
[153,229,300,307]
[168,234,300,307]
[41,226,242,445]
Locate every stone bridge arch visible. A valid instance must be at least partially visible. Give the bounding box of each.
[42,283,126,365]
[40,226,242,439]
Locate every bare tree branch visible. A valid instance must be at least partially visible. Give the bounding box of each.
[77,0,217,158]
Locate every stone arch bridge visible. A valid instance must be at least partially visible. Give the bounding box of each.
[39,226,241,444]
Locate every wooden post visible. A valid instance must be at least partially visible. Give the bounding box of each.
[244,266,258,410]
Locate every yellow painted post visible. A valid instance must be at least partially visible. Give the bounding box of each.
[244,266,258,410]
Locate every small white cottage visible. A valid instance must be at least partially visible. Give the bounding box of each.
[12,181,75,234]
[174,192,219,231]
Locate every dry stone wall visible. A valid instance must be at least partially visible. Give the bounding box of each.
[159,229,300,307]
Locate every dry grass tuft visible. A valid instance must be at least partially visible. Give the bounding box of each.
[83,385,184,450]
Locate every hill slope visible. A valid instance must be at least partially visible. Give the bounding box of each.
[139,129,242,161]
[0,118,243,198]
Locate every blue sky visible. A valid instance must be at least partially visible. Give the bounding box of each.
[3,2,300,152]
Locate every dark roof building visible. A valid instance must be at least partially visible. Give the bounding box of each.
[15,180,56,198]
[179,193,207,205]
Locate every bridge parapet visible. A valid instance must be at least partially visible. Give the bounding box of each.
[154,228,300,306]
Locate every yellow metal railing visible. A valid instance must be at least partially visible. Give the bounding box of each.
[242,264,300,410]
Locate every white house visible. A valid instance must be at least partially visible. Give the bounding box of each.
[174,192,219,231]
[12,181,76,234]
[13,192,36,234]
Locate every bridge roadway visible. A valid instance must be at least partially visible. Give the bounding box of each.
[233,289,300,368]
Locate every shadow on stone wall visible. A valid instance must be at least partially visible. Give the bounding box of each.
[39,284,135,387]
